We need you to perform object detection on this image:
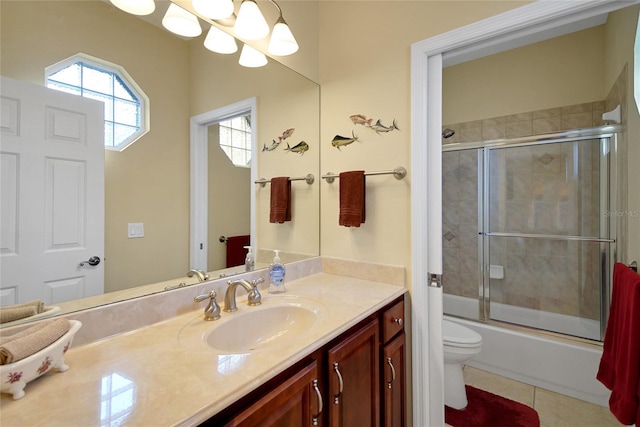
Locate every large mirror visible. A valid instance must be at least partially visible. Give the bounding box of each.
[0,0,320,325]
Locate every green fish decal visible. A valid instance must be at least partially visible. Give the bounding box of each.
[331,131,359,150]
[285,141,309,155]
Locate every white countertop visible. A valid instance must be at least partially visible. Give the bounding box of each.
[0,272,405,426]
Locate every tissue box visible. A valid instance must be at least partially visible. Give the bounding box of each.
[1,320,82,400]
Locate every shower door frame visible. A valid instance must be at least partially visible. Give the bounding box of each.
[443,125,621,341]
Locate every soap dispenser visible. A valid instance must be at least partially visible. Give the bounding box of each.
[244,246,254,272]
[268,250,286,293]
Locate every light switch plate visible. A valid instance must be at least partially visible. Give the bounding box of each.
[128,223,144,238]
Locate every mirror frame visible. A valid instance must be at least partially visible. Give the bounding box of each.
[410,1,638,425]
[190,97,257,271]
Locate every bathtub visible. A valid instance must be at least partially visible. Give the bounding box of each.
[444,294,611,407]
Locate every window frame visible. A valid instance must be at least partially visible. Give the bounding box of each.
[218,114,252,168]
[45,53,150,151]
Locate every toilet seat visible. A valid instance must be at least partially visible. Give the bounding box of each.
[443,320,482,348]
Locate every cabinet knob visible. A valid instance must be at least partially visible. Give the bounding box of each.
[392,317,403,326]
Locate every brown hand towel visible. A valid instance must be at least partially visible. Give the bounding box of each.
[339,171,366,227]
[270,177,292,223]
[0,307,37,324]
[0,300,45,324]
[0,318,71,365]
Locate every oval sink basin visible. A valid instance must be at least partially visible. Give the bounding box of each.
[205,301,321,353]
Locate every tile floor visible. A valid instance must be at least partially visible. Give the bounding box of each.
[449,366,622,427]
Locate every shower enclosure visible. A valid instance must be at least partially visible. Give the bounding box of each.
[442,126,620,341]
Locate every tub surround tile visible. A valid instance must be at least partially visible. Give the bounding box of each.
[443,100,609,146]
[533,116,562,134]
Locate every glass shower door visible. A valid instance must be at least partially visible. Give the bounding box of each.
[442,148,483,320]
[484,138,613,340]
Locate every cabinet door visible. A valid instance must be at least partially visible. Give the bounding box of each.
[327,319,379,427]
[383,332,406,427]
[224,360,322,427]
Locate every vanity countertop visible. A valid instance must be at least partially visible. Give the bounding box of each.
[0,272,406,426]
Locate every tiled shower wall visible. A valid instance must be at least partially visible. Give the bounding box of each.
[442,101,608,146]
[442,85,627,323]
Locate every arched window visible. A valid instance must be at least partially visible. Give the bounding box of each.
[45,53,149,151]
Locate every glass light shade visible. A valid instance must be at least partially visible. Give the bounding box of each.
[110,0,155,15]
[267,19,299,56]
[162,3,202,38]
[234,0,269,41]
[192,0,234,20]
[239,44,268,68]
[204,26,238,54]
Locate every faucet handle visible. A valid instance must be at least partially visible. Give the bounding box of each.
[194,290,221,321]
[248,278,263,306]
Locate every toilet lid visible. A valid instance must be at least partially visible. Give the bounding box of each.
[442,320,482,346]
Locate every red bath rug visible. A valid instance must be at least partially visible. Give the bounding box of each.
[445,385,540,427]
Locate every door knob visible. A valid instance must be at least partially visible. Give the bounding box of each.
[79,256,101,267]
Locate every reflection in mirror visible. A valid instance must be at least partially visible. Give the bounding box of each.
[207,115,251,274]
[0,0,320,327]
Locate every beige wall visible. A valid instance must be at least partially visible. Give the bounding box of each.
[1,1,192,293]
[443,26,606,124]
[317,1,528,271]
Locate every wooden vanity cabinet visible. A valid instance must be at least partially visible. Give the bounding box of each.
[382,333,406,427]
[327,318,380,427]
[203,358,322,427]
[220,360,322,427]
[381,299,406,427]
[203,296,406,427]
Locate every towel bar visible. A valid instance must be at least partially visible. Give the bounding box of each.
[629,261,638,272]
[255,174,315,187]
[322,166,407,184]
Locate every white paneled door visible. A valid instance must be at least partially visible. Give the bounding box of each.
[0,76,104,305]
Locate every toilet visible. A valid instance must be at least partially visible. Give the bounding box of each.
[443,319,483,410]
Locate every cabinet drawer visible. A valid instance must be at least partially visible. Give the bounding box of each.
[382,299,404,343]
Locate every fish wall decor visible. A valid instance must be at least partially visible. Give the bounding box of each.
[278,128,295,141]
[350,114,373,126]
[262,128,296,152]
[366,119,400,134]
[285,141,309,155]
[331,131,359,150]
[348,114,400,136]
[262,140,281,152]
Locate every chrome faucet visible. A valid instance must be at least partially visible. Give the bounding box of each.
[193,290,221,321]
[187,269,209,282]
[223,278,264,312]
